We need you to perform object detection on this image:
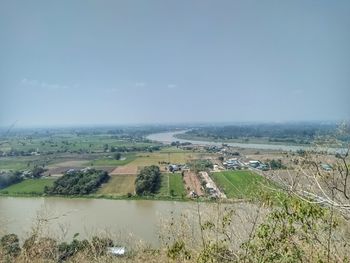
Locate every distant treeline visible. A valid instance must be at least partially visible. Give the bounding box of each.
[2,142,162,157]
[184,123,347,143]
[1,126,175,139]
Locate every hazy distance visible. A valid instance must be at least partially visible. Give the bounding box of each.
[1,0,349,127]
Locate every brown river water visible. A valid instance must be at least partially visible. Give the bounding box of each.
[0,197,258,247]
[0,197,198,246]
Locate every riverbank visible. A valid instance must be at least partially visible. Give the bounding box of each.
[0,192,187,202]
[0,191,254,204]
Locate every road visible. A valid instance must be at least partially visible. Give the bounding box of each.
[200,171,227,199]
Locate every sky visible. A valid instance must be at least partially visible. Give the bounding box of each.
[1,0,349,127]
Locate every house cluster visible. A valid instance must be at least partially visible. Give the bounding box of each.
[22,170,33,177]
[247,160,269,170]
[220,158,269,171]
[167,164,189,173]
[1,149,40,157]
[66,167,93,175]
[223,158,244,169]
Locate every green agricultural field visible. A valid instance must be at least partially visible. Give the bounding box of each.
[0,178,56,195]
[97,174,136,196]
[0,133,160,155]
[157,173,185,197]
[159,146,190,153]
[169,173,186,196]
[156,174,170,196]
[88,154,136,167]
[211,170,273,199]
[0,156,46,171]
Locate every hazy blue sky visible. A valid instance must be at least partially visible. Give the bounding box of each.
[1,0,349,127]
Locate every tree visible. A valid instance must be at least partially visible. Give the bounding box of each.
[266,159,285,170]
[32,166,45,178]
[113,152,121,160]
[0,172,23,189]
[135,165,161,195]
[103,144,109,152]
[45,169,109,195]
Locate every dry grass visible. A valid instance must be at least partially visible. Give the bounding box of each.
[97,175,136,195]
[109,152,201,176]
[110,166,138,175]
[48,160,88,168]
[129,152,199,166]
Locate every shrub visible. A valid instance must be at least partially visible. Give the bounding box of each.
[0,234,21,258]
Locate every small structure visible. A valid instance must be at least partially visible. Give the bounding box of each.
[168,164,179,172]
[321,164,332,171]
[22,170,32,177]
[248,160,260,168]
[224,158,241,169]
[65,168,76,175]
[257,163,269,171]
[189,191,198,198]
[81,167,92,173]
[107,246,126,256]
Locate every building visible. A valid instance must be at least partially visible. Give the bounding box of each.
[248,160,261,168]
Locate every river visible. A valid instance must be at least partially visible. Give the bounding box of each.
[0,197,200,246]
[147,130,342,152]
[0,197,258,247]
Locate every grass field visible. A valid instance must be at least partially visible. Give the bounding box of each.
[88,154,137,166]
[159,146,190,153]
[0,134,159,154]
[156,174,169,196]
[157,173,186,197]
[0,178,56,195]
[97,174,136,196]
[0,156,47,171]
[210,170,273,199]
[97,172,185,198]
[169,173,186,196]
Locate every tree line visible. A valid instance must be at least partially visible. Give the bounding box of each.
[184,123,341,143]
[44,169,109,195]
[0,172,23,189]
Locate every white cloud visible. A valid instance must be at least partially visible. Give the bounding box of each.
[20,78,77,90]
[104,88,120,93]
[291,89,304,95]
[21,78,39,86]
[167,84,177,89]
[134,82,146,87]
